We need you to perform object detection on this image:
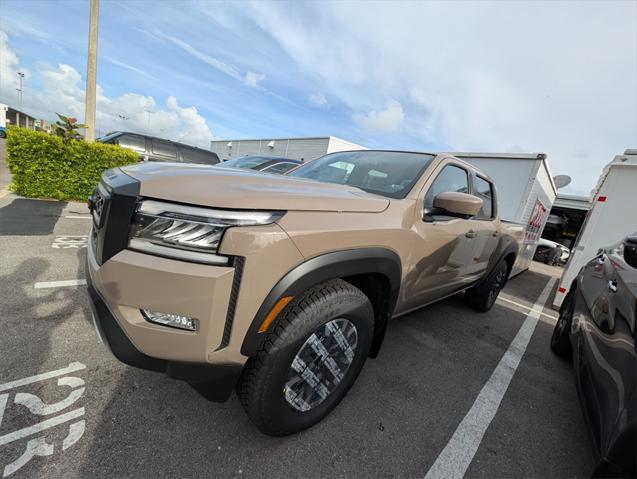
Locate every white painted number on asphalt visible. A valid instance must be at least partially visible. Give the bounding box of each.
[51,235,87,249]
[0,362,87,477]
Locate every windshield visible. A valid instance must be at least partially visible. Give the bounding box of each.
[217,156,272,170]
[289,150,435,199]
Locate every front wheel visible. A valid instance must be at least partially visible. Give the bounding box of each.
[237,279,374,436]
[465,260,509,312]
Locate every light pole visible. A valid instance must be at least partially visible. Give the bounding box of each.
[17,72,24,109]
[84,0,100,142]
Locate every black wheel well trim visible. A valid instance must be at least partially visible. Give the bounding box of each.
[240,248,402,358]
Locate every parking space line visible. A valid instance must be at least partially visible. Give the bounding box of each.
[424,278,556,479]
[0,362,86,392]
[34,280,86,289]
[64,215,91,219]
[497,296,558,321]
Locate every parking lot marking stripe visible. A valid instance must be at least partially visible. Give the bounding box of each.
[65,215,91,219]
[0,408,85,446]
[496,296,558,321]
[0,362,86,392]
[424,278,556,479]
[34,279,87,289]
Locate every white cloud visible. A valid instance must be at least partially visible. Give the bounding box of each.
[161,32,267,93]
[244,70,265,89]
[353,100,404,133]
[235,1,637,194]
[103,56,157,81]
[308,93,328,108]
[0,31,214,148]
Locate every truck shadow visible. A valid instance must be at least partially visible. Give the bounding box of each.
[0,250,87,477]
[0,198,67,236]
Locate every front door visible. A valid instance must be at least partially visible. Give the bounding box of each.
[401,164,477,311]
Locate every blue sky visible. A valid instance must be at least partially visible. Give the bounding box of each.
[1,0,636,194]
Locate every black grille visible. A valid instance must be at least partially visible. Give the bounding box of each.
[217,256,245,350]
[91,170,140,265]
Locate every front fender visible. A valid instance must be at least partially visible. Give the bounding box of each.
[240,248,401,357]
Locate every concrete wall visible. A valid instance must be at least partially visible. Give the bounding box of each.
[210,136,365,162]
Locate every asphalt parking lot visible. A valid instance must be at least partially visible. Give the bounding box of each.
[0,193,596,478]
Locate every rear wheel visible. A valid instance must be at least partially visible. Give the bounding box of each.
[465,260,509,312]
[237,279,374,436]
[551,291,574,358]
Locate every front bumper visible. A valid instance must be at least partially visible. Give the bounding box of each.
[85,258,243,402]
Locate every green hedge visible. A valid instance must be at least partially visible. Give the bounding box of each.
[6,126,138,201]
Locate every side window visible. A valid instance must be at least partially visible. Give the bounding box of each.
[263,162,298,174]
[181,147,217,165]
[152,140,177,159]
[118,134,146,152]
[424,165,469,212]
[473,176,494,219]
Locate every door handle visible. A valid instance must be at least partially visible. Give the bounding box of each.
[465,230,477,238]
[608,280,618,293]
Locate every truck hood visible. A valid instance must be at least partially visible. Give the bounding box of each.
[120,163,390,213]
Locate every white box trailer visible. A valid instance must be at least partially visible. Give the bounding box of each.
[452,152,557,276]
[553,149,637,309]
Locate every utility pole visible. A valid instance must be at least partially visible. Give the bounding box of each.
[84,0,100,142]
[17,72,24,109]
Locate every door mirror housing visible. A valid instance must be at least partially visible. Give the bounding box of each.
[623,236,637,269]
[432,192,483,218]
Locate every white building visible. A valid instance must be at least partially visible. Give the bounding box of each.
[210,136,366,162]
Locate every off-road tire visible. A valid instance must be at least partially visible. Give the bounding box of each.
[551,291,574,358]
[465,259,509,312]
[237,279,374,436]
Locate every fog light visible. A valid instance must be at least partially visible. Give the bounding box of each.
[141,310,198,331]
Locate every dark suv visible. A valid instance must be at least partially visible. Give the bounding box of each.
[99,132,219,165]
[551,233,636,477]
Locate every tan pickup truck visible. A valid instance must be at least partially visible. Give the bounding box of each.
[86,150,523,435]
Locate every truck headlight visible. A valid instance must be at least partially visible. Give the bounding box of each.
[129,199,284,265]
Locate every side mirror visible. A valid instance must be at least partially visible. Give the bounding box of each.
[623,236,637,269]
[432,192,483,218]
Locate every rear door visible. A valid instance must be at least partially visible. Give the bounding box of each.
[403,163,477,310]
[465,174,499,280]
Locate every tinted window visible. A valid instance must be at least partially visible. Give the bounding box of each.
[118,134,146,152]
[152,139,177,158]
[217,156,272,169]
[473,176,494,219]
[424,165,469,210]
[263,162,299,174]
[181,147,218,165]
[97,132,121,144]
[290,151,435,199]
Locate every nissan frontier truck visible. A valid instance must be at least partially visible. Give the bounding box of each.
[86,150,523,436]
